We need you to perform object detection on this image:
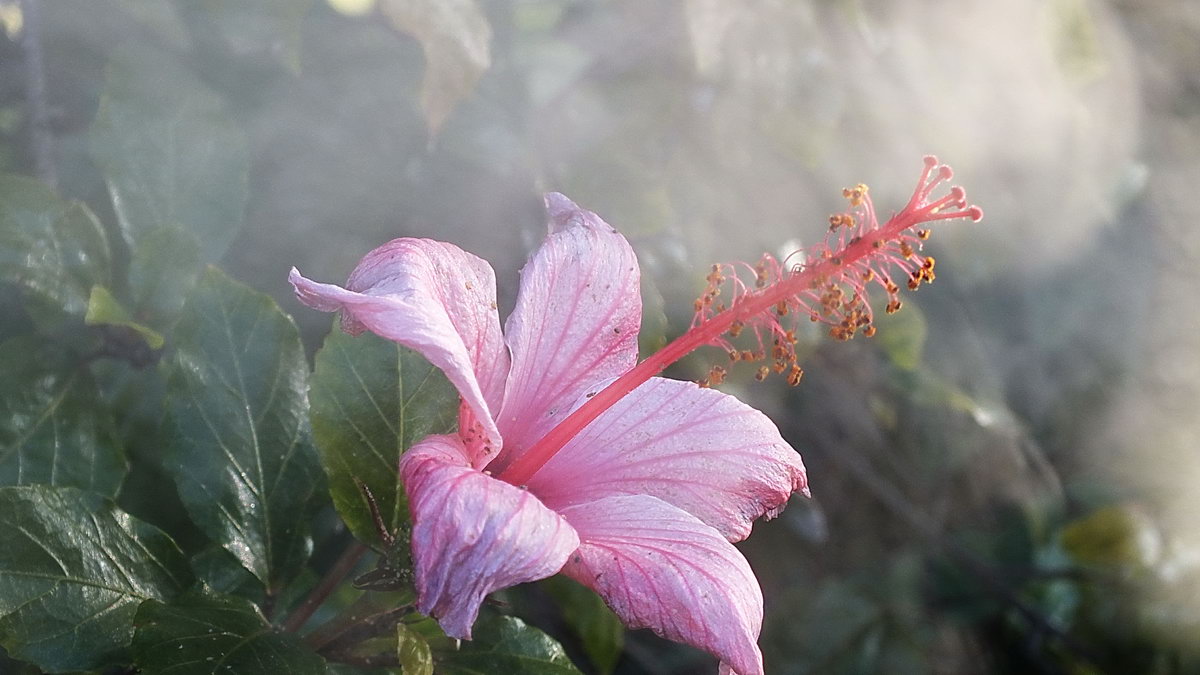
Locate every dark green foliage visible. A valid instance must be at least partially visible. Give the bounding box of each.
[0,486,192,671]
[90,45,249,262]
[132,591,325,674]
[0,175,111,330]
[126,225,203,327]
[310,324,457,548]
[541,577,624,675]
[440,615,583,675]
[0,337,127,495]
[166,268,324,590]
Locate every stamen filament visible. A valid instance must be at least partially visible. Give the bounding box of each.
[497,157,981,486]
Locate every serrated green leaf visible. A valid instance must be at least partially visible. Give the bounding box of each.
[132,591,325,674]
[440,615,583,675]
[128,225,203,325]
[0,337,127,496]
[167,268,324,589]
[85,286,166,350]
[310,326,457,547]
[90,45,249,261]
[542,577,623,675]
[0,485,192,671]
[0,174,111,328]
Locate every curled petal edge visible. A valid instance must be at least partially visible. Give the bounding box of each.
[399,434,579,638]
[289,238,508,455]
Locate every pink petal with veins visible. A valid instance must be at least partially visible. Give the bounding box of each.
[399,434,579,638]
[492,193,641,469]
[560,495,765,675]
[289,238,508,455]
[529,377,806,542]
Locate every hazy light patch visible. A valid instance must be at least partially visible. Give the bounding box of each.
[0,2,22,38]
[327,0,376,17]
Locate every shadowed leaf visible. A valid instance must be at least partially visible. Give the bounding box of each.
[310,325,457,548]
[132,591,325,674]
[440,615,583,674]
[0,337,126,496]
[128,225,203,327]
[91,46,249,262]
[543,576,623,675]
[167,268,324,589]
[0,175,111,329]
[0,486,192,671]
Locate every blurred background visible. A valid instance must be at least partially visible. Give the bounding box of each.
[2,0,1198,672]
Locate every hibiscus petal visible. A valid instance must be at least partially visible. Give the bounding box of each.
[290,238,509,455]
[527,377,807,542]
[493,193,641,466]
[399,434,579,638]
[560,495,765,675]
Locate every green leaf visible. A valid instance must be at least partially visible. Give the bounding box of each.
[191,546,265,603]
[86,286,166,350]
[0,485,192,671]
[874,301,927,371]
[0,174,111,328]
[380,0,492,135]
[178,0,316,74]
[542,577,623,675]
[167,267,324,589]
[1061,505,1157,568]
[90,45,249,261]
[0,337,127,496]
[132,591,326,674]
[0,647,41,675]
[310,325,457,547]
[440,615,583,674]
[397,621,434,675]
[128,225,203,326]
[638,274,668,357]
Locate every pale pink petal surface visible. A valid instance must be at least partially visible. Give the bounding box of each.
[492,193,641,468]
[560,495,765,675]
[528,377,807,542]
[399,434,580,638]
[289,238,509,453]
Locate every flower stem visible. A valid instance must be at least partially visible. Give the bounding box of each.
[18,0,57,190]
[282,540,369,634]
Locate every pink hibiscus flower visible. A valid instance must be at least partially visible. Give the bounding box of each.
[290,194,806,675]
[290,157,980,675]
